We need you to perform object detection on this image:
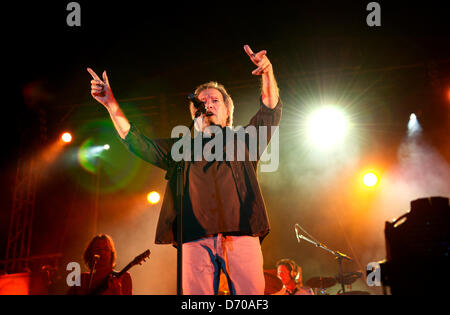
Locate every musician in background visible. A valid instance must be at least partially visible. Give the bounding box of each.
[273,259,314,295]
[67,234,132,295]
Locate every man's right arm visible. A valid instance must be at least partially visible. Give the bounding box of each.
[88,68,172,169]
[87,68,130,139]
[105,101,130,139]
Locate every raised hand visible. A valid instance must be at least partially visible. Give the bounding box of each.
[87,68,117,108]
[243,45,273,76]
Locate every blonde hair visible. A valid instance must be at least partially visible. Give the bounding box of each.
[83,234,117,270]
[189,81,234,127]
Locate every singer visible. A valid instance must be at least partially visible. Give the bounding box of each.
[67,234,132,295]
[87,45,281,295]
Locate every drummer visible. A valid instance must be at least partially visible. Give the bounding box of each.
[272,259,314,295]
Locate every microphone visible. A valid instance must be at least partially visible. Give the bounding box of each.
[188,93,207,116]
[93,254,100,264]
[295,224,301,243]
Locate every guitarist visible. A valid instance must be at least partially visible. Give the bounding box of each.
[68,234,132,295]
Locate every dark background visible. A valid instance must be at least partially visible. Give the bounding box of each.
[1,1,450,294]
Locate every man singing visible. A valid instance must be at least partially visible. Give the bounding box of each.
[87,45,281,294]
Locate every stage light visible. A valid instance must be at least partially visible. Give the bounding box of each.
[306,106,349,150]
[147,191,160,204]
[408,113,421,136]
[61,132,72,143]
[78,140,112,173]
[362,172,378,188]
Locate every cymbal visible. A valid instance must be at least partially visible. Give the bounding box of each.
[306,276,337,289]
[336,272,363,285]
[263,269,283,295]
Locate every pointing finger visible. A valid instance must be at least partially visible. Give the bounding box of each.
[243,44,255,58]
[87,68,102,81]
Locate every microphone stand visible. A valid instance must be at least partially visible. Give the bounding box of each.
[167,97,206,295]
[295,225,353,294]
[88,258,99,294]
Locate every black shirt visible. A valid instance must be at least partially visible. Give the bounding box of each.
[182,131,243,242]
[120,98,282,245]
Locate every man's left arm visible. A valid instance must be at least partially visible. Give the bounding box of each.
[243,45,281,166]
[244,44,279,109]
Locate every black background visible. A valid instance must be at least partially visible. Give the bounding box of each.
[1,0,450,296]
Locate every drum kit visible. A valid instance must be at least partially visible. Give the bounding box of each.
[305,272,369,295]
[263,269,370,295]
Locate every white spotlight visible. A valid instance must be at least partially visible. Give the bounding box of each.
[87,145,110,158]
[306,106,349,150]
[408,113,422,136]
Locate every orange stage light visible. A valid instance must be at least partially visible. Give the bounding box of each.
[362,171,379,188]
[147,191,160,204]
[61,132,72,143]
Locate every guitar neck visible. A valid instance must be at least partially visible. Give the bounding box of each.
[115,262,133,279]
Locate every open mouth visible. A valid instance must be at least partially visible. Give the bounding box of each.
[205,112,214,117]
